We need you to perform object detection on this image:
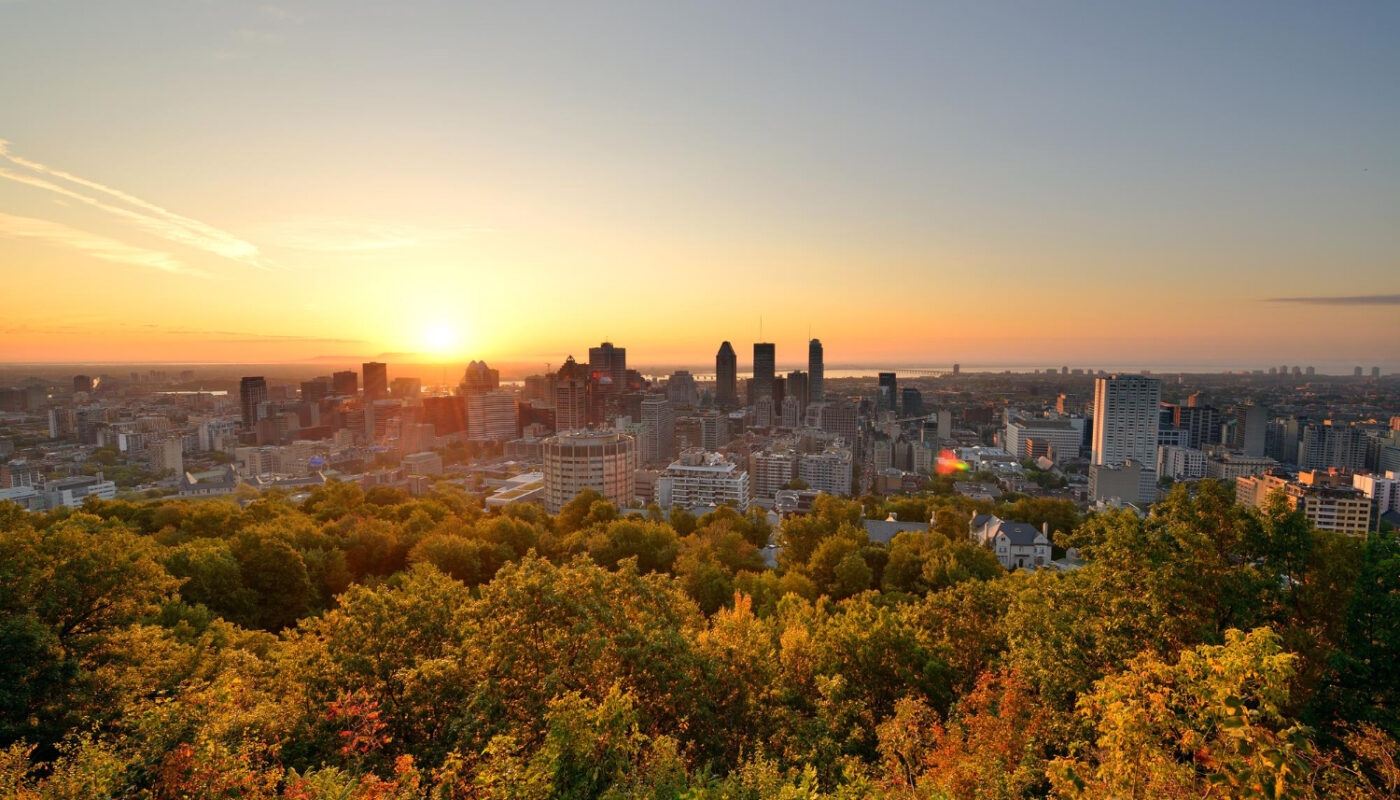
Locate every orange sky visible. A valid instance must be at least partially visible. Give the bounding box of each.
[2,3,1397,371]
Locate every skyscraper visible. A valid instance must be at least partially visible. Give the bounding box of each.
[716,342,738,408]
[753,343,775,405]
[554,356,590,432]
[362,362,388,401]
[1091,374,1162,504]
[460,361,500,395]
[877,372,898,413]
[588,341,627,393]
[786,370,808,417]
[239,376,267,428]
[808,339,824,404]
[640,394,675,464]
[332,370,358,396]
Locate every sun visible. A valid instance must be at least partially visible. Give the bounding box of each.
[421,321,461,356]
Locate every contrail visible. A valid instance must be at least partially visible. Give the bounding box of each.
[0,139,270,269]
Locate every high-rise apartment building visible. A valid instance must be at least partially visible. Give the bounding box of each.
[1232,404,1267,457]
[752,343,775,405]
[808,339,824,404]
[715,342,738,409]
[1091,374,1162,504]
[362,362,388,401]
[541,430,637,513]
[239,376,267,428]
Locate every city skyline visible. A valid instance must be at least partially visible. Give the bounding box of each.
[2,2,1398,366]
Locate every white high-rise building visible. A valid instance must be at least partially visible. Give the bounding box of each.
[1092,375,1161,504]
[541,430,637,513]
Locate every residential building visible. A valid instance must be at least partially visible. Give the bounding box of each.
[1158,445,1207,481]
[541,429,637,513]
[970,514,1052,570]
[654,450,750,508]
[798,447,853,495]
[1091,375,1161,504]
[1236,472,1371,536]
[750,449,797,499]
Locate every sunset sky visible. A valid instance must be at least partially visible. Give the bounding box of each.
[2,1,1397,371]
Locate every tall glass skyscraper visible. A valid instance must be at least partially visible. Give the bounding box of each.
[808,338,824,403]
[753,342,775,404]
[715,341,738,408]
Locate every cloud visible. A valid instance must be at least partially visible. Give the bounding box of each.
[1265,294,1400,306]
[0,140,270,269]
[261,217,483,253]
[0,212,202,275]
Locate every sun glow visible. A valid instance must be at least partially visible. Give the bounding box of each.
[421,320,462,357]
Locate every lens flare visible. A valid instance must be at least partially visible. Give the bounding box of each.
[935,449,970,475]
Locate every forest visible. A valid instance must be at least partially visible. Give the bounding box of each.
[0,479,1396,799]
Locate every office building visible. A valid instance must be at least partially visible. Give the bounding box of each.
[1091,375,1162,504]
[1176,405,1223,450]
[716,341,739,409]
[362,362,388,401]
[667,371,698,408]
[1004,415,1085,465]
[332,370,358,396]
[877,372,898,413]
[640,395,676,464]
[239,376,267,428]
[588,342,627,394]
[554,356,591,431]
[301,377,331,404]
[901,387,924,417]
[786,370,808,416]
[421,396,467,437]
[466,391,519,442]
[541,429,637,513]
[808,338,824,404]
[460,361,500,395]
[753,342,775,404]
[72,374,93,394]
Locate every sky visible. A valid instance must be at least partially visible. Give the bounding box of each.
[1,1,1397,372]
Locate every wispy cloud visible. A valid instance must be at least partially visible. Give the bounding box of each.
[0,212,202,276]
[261,217,483,253]
[0,140,270,269]
[1265,294,1400,306]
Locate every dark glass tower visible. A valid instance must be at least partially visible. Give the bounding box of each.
[716,341,738,408]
